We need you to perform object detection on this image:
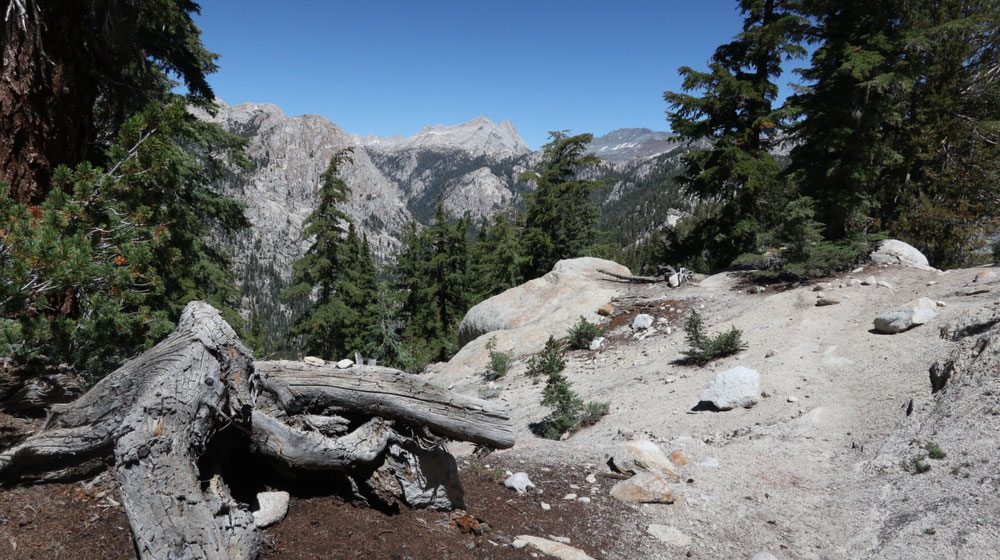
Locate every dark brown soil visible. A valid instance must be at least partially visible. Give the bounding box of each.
[0,450,665,560]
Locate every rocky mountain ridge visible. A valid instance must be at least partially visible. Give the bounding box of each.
[204,101,687,340]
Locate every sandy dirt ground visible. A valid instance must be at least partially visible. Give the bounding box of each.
[1,261,997,559]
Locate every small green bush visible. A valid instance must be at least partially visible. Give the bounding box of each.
[913,456,932,474]
[579,401,610,427]
[567,315,605,350]
[681,310,747,365]
[925,442,947,460]
[527,336,566,383]
[483,337,512,381]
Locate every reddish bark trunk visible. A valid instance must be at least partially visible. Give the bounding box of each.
[1,4,98,204]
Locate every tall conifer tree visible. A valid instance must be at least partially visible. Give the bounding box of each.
[665,0,806,269]
[521,132,604,279]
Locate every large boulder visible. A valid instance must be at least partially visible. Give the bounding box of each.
[698,366,761,410]
[873,297,937,334]
[457,257,630,347]
[609,473,677,504]
[432,258,630,384]
[608,440,681,482]
[870,239,935,270]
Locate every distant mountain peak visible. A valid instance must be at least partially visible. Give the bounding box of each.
[352,116,530,157]
[587,128,680,162]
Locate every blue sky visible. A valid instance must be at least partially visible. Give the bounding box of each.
[194,1,798,149]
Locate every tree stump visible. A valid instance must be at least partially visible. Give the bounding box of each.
[0,301,514,559]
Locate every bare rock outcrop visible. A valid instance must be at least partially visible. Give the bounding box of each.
[433,258,630,384]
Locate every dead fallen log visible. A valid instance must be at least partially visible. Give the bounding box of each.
[0,301,514,560]
[256,360,515,449]
[598,268,664,283]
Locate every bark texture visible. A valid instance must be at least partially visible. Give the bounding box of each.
[0,301,514,559]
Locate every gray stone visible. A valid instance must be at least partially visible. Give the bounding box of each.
[504,472,535,493]
[513,536,596,560]
[699,366,760,410]
[974,270,997,283]
[751,553,779,560]
[873,297,937,334]
[861,276,877,286]
[589,337,605,351]
[252,491,290,528]
[609,440,680,481]
[647,524,691,546]
[816,297,841,306]
[870,239,933,270]
[668,274,682,288]
[632,314,654,329]
[335,359,353,369]
[303,356,324,366]
[610,473,676,504]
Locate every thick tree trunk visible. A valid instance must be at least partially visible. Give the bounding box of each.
[1,1,98,203]
[0,301,514,559]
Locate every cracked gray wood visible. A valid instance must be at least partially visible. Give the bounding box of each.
[0,301,515,559]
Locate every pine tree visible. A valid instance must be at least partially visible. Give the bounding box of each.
[787,0,906,239]
[282,149,356,360]
[1,0,219,204]
[665,0,806,270]
[361,281,408,370]
[470,213,524,300]
[521,132,605,279]
[334,225,380,356]
[0,99,247,381]
[395,204,472,365]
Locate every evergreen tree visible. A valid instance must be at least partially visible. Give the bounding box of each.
[788,0,1000,265]
[335,225,380,356]
[787,1,906,239]
[1,0,219,204]
[362,281,408,369]
[665,0,806,270]
[395,204,472,365]
[521,132,605,279]
[470,213,524,300]
[281,150,356,360]
[0,99,247,381]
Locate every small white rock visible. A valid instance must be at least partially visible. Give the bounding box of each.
[335,359,354,369]
[541,502,551,510]
[632,314,654,329]
[787,396,799,403]
[253,491,290,528]
[563,493,577,500]
[585,473,597,484]
[504,472,535,493]
[578,496,591,503]
[303,356,325,366]
[936,301,947,307]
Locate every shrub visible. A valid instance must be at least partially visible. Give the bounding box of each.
[579,401,610,427]
[483,337,512,381]
[567,315,605,350]
[681,310,747,365]
[531,340,610,439]
[527,336,566,383]
[925,442,947,460]
[993,238,1000,263]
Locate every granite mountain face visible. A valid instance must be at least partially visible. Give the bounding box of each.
[204,102,687,341]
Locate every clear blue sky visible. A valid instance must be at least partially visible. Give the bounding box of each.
[193,1,795,150]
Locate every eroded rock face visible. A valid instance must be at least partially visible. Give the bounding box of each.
[873,297,937,334]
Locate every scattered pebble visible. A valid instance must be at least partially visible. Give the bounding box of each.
[585,473,597,484]
[541,502,551,511]
[563,493,577,500]
[578,497,591,503]
[787,396,799,403]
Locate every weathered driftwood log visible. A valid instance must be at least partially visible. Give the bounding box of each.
[256,360,516,449]
[0,301,514,560]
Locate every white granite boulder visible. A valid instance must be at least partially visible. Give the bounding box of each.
[698,366,760,410]
[873,297,937,334]
[252,491,290,528]
[870,239,934,270]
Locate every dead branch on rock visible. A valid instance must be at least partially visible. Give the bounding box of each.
[0,301,514,560]
[598,265,692,287]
